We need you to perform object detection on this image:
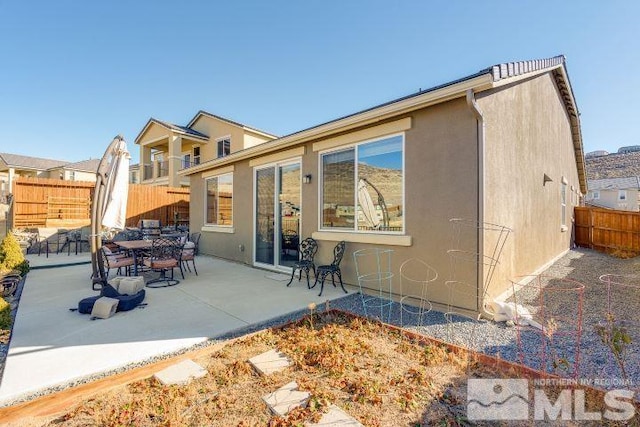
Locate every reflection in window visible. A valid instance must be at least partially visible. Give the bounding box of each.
[217,138,231,158]
[206,173,233,225]
[321,134,404,233]
[322,149,355,229]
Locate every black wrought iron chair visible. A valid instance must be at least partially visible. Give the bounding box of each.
[189,232,201,255]
[181,240,198,275]
[101,246,135,277]
[286,237,318,288]
[312,241,347,297]
[143,237,182,287]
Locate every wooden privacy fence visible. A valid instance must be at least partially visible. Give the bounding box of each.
[574,206,640,253]
[11,177,189,229]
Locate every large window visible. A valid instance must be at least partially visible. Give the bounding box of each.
[321,134,404,233]
[217,138,231,158]
[206,173,233,226]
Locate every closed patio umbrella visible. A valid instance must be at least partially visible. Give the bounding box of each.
[358,178,380,229]
[91,136,130,289]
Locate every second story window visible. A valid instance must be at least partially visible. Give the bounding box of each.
[193,147,201,165]
[217,138,231,158]
[182,154,191,168]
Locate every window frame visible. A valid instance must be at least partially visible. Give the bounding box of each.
[204,172,233,227]
[193,146,201,165]
[619,190,627,201]
[217,137,231,158]
[592,190,600,200]
[318,133,405,235]
[561,179,567,229]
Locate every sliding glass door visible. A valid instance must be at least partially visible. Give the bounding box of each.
[254,161,301,270]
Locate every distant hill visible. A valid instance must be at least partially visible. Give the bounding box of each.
[585,151,640,180]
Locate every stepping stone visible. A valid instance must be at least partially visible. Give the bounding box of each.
[306,404,364,426]
[249,349,292,375]
[262,381,310,416]
[154,359,207,386]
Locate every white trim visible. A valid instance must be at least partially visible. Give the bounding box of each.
[204,172,234,227]
[252,159,302,269]
[202,225,235,234]
[318,133,405,235]
[215,134,232,142]
[312,231,412,246]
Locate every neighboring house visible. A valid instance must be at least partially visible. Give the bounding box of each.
[586,177,640,211]
[0,153,99,199]
[134,112,277,187]
[47,158,101,182]
[180,55,586,316]
[129,163,141,184]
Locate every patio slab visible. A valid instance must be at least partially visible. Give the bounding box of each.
[0,254,350,405]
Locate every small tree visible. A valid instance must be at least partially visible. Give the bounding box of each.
[0,232,29,276]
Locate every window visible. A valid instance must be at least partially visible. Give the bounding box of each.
[217,138,231,158]
[561,181,567,228]
[193,147,201,165]
[69,171,75,181]
[321,134,404,233]
[206,173,233,226]
[182,154,191,169]
[619,190,627,201]
[592,190,600,200]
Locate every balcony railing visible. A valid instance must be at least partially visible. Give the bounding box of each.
[143,165,154,181]
[182,158,200,169]
[157,161,169,178]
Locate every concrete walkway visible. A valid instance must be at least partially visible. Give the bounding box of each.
[0,254,349,405]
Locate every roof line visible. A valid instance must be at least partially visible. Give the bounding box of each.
[187,110,278,139]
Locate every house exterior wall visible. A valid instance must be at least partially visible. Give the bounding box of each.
[190,116,246,161]
[139,123,171,143]
[191,98,480,310]
[477,72,581,300]
[244,132,273,149]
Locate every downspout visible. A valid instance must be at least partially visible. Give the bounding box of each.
[466,89,485,315]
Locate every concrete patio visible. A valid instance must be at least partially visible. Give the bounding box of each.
[0,252,351,405]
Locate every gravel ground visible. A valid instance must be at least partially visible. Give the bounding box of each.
[1,247,638,406]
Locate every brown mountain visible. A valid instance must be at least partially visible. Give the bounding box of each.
[586,152,640,180]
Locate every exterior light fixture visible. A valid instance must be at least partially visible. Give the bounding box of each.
[543,174,553,186]
[303,174,312,184]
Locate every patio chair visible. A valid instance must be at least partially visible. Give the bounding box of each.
[101,246,135,277]
[181,240,198,275]
[312,241,347,297]
[143,237,182,287]
[286,237,317,288]
[189,232,201,255]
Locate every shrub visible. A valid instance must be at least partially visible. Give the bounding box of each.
[0,232,29,276]
[0,298,10,330]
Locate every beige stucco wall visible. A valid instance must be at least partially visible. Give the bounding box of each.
[138,122,171,144]
[478,72,581,300]
[244,132,273,149]
[192,98,480,310]
[190,115,246,162]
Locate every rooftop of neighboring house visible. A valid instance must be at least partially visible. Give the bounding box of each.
[588,176,640,191]
[0,152,99,173]
[62,158,100,173]
[0,152,68,170]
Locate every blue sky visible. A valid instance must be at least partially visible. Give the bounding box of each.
[0,1,638,165]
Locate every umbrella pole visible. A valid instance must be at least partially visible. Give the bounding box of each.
[91,136,123,290]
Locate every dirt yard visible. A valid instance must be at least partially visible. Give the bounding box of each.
[7,310,636,427]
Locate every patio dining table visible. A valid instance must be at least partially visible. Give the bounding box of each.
[113,239,155,276]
